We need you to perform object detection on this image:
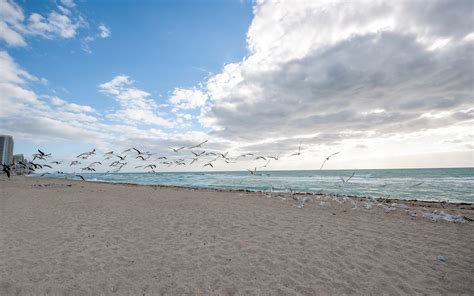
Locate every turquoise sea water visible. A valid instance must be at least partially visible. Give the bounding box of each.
[39,167,474,203]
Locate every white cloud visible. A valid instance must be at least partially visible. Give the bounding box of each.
[0,19,26,46]
[80,35,95,53]
[99,23,110,38]
[198,0,474,150]
[0,50,44,116]
[27,11,86,39]
[48,96,95,113]
[0,51,103,144]
[99,75,174,127]
[0,52,217,165]
[0,0,103,47]
[60,0,76,9]
[169,87,208,109]
[80,23,111,52]
[0,0,26,46]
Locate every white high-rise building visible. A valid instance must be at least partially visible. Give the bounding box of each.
[0,135,14,165]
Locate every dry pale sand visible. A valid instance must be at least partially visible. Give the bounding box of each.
[0,176,473,295]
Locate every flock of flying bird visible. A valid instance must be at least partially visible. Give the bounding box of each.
[1,141,467,223]
[1,140,343,181]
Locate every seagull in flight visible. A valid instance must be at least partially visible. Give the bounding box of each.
[188,140,208,149]
[30,162,43,169]
[116,155,127,161]
[235,153,253,160]
[203,162,214,168]
[217,152,229,159]
[247,167,257,175]
[133,148,144,155]
[77,149,96,158]
[340,171,355,183]
[267,153,280,160]
[320,152,340,170]
[136,155,149,161]
[33,149,51,161]
[191,151,206,157]
[288,143,302,157]
[37,149,51,158]
[170,146,185,153]
[70,161,81,166]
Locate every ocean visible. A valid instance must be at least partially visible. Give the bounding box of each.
[38,167,474,203]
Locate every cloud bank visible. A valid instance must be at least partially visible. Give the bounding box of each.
[199,0,473,147]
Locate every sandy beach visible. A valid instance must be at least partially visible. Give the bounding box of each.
[0,176,473,295]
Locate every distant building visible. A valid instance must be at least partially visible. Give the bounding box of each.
[13,154,24,164]
[13,154,26,174]
[0,135,14,165]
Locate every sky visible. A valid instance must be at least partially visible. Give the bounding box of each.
[0,0,473,172]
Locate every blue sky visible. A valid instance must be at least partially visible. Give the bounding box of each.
[0,0,473,171]
[10,0,253,120]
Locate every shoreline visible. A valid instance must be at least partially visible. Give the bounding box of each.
[30,175,474,206]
